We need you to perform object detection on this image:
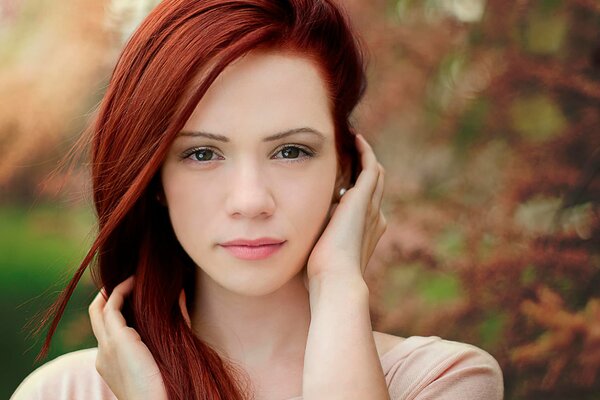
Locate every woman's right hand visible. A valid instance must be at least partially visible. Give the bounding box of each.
[89,276,178,400]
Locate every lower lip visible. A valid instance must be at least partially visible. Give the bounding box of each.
[219,242,285,260]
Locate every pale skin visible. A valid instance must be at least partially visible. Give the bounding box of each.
[89,50,398,400]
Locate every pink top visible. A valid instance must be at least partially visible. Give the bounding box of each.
[11,336,504,399]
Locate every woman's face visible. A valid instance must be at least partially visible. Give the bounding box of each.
[160,50,339,296]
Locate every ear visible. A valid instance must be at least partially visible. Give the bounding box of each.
[156,190,168,207]
[333,161,352,201]
[154,180,168,207]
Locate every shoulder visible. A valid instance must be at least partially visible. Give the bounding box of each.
[374,333,504,400]
[11,348,116,400]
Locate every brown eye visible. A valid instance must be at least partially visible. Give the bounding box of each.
[282,146,300,158]
[191,149,215,161]
[181,147,221,162]
[275,145,314,161]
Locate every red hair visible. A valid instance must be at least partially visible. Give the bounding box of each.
[39,0,367,398]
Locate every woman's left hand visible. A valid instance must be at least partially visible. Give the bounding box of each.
[306,133,386,283]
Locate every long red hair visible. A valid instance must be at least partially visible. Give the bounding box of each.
[38,0,367,398]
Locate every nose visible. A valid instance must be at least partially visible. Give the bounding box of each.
[224,159,276,219]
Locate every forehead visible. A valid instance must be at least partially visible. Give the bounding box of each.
[181,50,334,140]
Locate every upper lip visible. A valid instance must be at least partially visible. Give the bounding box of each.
[219,237,286,247]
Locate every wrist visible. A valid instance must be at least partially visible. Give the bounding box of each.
[308,271,369,301]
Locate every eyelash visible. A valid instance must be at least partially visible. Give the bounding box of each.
[179,144,316,164]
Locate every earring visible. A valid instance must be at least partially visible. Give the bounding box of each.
[339,187,347,197]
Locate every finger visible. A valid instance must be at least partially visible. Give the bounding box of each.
[362,213,387,275]
[370,163,385,217]
[364,166,387,273]
[327,202,338,220]
[356,134,379,194]
[353,134,380,200]
[105,276,135,313]
[379,212,387,235]
[104,276,135,331]
[179,289,192,329]
[89,288,108,343]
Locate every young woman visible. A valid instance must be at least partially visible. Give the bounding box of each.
[12,1,503,399]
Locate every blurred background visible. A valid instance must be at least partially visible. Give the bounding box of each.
[1,0,598,398]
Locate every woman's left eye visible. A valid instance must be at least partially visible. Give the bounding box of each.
[274,145,315,161]
[180,145,315,163]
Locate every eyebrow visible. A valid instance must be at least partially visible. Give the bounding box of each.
[176,127,326,142]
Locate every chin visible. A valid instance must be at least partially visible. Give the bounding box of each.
[200,257,306,297]
[218,273,298,297]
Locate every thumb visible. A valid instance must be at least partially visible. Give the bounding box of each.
[178,289,192,329]
[302,266,309,291]
[328,202,339,220]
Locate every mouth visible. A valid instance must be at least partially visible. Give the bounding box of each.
[218,241,286,261]
[219,237,285,247]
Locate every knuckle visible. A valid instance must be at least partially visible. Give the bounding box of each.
[380,214,387,227]
[104,334,117,350]
[378,222,387,236]
[102,306,111,317]
[95,357,105,375]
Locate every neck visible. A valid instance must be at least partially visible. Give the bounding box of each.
[190,268,311,368]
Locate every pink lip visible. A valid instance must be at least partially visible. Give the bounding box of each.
[219,241,286,260]
[220,237,285,246]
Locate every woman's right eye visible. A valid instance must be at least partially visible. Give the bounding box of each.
[181,147,222,162]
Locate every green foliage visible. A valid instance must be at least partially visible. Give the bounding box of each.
[382,263,462,308]
[478,311,507,349]
[524,11,568,55]
[509,94,567,142]
[418,273,461,305]
[0,204,96,398]
[539,0,564,14]
[520,265,537,286]
[433,226,466,262]
[455,97,489,150]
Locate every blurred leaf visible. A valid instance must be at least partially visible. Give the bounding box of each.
[558,202,595,240]
[417,272,462,305]
[521,264,537,286]
[382,262,423,309]
[479,311,507,348]
[455,97,489,150]
[477,233,497,260]
[434,50,469,112]
[514,196,562,235]
[509,94,567,142]
[514,197,595,237]
[434,226,466,261]
[439,0,487,23]
[395,0,415,19]
[539,0,564,14]
[524,10,568,55]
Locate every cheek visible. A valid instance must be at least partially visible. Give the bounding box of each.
[282,164,336,249]
[161,171,217,254]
